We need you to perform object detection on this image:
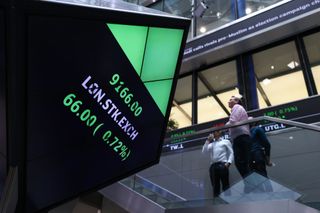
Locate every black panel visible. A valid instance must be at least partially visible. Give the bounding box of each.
[0,8,7,195]
[0,1,189,211]
[26,15,166,211]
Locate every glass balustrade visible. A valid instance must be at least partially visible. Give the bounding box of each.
[119,117,320,211]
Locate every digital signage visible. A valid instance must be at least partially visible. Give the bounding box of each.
[183,0,320,59]
[23,2,189,212]
[164,95,320,152]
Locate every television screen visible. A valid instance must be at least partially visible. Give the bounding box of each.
[25,6,188,212]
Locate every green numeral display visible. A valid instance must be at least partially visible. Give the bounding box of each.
[109,73,143,117]
[63,93,131,161]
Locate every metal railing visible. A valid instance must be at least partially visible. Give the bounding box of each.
[121,174,186,202]
[164,116,320,145]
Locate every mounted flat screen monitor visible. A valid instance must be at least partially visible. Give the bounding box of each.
[24,1,189,212]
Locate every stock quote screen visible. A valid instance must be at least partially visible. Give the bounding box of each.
[26,14,187,212]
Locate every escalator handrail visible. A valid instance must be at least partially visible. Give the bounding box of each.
[164,116,320,144]
[129,174,187,202]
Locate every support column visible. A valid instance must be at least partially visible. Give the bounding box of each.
[236,55,259,110]
[236,0,246,18]
[295,36,318,96]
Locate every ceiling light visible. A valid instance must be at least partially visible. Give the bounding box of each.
[262,78,271,85]
[245,8,252,14]
[287,61,299,69]
[234,93,242,99]
[216,12,221,18]
[200,26,207,33]
[271,65,274,70]
[289,136,293,140]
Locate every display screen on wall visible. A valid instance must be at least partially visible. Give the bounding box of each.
[164,95,320,152]
[26,11,188,212]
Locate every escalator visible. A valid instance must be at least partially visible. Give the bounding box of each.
[100,175,320,213]
[100,174,187,213]
[100,116,320,213]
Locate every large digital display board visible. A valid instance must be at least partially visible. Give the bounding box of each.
[25,5,189,212]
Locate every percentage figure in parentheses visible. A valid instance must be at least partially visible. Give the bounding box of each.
[122,149,130,161]
[93,123,104,136]
[119,145,128,157]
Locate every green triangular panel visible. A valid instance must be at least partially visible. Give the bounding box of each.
[107,24,184,117]
[107,23,148,76]
[144,80,173,116]
[141,27,184,81]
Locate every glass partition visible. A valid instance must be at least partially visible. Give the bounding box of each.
[169,75,192,129]
[244,0,283,16]
[252,42,308,107]
[138,0,153,6]
[196,0,235,36]
[123,0,288,40]
[119,117,320,211]
[148,0,163,10]
[164,0,192,40]
[304,31,320,94]
[164,0,192,18]
[197,61,237,124]
[123,0,139,3]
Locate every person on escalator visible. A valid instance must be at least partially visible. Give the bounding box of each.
[226,95,252,178]
[202,130,234,197]
[249,122,274,192]
[250,123,273,177]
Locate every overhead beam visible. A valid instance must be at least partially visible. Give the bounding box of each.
[172,100,192,121]
[198,73,230,116]
[255,76,272,107]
